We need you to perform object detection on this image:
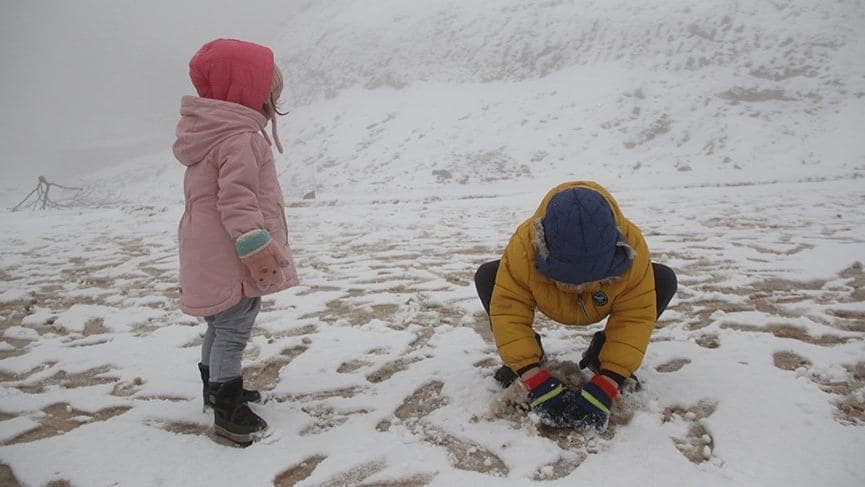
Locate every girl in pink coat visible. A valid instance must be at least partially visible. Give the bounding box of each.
[173,38,298,446]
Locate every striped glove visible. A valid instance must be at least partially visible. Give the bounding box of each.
[522,369,617,430]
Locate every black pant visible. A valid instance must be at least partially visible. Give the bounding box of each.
[474,260,677,319]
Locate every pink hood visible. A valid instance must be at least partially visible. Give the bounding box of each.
[189,38,274,113]
[173,96,267,166]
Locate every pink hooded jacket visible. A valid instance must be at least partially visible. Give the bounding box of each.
[173,39,298,317]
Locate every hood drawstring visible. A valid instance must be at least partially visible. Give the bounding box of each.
[271,114,284,154]
[258,115,284,154]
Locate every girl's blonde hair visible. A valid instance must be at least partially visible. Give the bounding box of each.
[263,68,285,117]
[263,67,285,153]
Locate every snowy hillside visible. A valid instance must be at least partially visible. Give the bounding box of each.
[272,0,865,198]
[1,1,864,486]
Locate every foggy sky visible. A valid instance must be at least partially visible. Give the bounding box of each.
[0,0,295,184]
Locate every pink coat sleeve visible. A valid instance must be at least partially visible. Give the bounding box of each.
[215,133,266,239]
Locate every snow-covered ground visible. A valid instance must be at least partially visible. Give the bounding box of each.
[2,0,865,486]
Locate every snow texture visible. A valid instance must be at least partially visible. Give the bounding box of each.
[1,1,864,486]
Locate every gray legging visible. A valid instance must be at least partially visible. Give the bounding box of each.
[201,297,261,383]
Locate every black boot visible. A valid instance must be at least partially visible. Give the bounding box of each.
[210,377,268,447]
[198,363,262,410]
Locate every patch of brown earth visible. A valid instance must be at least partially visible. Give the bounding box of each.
[720,322,850,346]
[656,358,692,373]
[111,377,144,397]
[16,365,118,393]
[420,426,508,476]
[295,285,341,296]
[273,455,328,486]
[308,300,399,327]
[267,324,319,339]
[244,346,308,390]
[839,262,865,301]
[773,351,811,371]
[366,357,423,384]
[695,334,720,349]
[320,460,387,487]
[471,312,494,342]
[814,362,865,425]
[83,318,109,336]
[360,472,436,486]
[4,402,131,445]
[155,420,210,435]
[0,361,57,384]
[395,381,447,422]
[662,401,717,464]
[532,455,587,481]
[473,357,498,368]
[277,386,364,402]
[407,328,434,352]
[337,359,372,373]
[300,405,368,436]
[0,464,22,487]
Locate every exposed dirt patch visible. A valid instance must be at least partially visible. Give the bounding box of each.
[300,405,368,436]
[0,297,37,330]
[83,318,109,336]
[266,324,319,339]
[16,365,118,394]
[772,351,811,371]
[309,300,399,327]
[407,328,435,352]
[111,377,144,397]
[824,309,865,332]
[675,299,752,330]
[0,361,57,383]
[473,357,498,368]
[273,454,327,487]
[695,334,720,349]
[277,386,364,402]
[421,425,508,476]
[814,362,865,425]
[367,357,423,384]
[0,464,22,487]
[533,454,587,481]
[391,380,508,475]
[244,346,308,391]
[320,460,388,487]
[720,322,850,346]
[395,381,447,422]
[295,285,341,296]
[153,420,210,435]
[360,472,436,486]
[656,358,692,373]
[662,400,717,464]
[337,359,372,373]
[755,278,826,292]
[839,262,865,301]
[134,394,190,402]
[4,402,131,445]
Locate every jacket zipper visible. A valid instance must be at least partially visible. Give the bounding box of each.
[577,294,590,322]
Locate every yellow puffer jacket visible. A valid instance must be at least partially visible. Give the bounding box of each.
[490,181,656,378]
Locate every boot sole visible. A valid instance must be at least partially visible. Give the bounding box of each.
[213,424,270,447]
